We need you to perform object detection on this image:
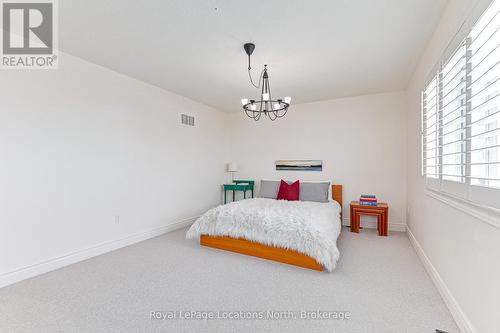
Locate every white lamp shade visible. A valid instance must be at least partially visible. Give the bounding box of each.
[284,96,292,104]
[227,162,238,172]
[241,98,248,105]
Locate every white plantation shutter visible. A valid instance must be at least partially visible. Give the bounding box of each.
[440,42,467,183]
[422,0,500,210]
[468,0,500,189]
[423,77,439,179]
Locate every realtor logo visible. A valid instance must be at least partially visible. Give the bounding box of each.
[1,0,58,69]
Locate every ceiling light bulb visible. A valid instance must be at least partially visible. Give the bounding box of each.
[262,93,270,101]
[250,104,257,111]
[241,98,248,106]
[274,103,281,110]
[284,96,291,104]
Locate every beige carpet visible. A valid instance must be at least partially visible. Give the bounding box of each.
[0,227,458,333]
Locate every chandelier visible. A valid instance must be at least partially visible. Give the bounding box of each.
[240,43,291,121]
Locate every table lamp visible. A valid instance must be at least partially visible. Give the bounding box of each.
[227,162,238,183]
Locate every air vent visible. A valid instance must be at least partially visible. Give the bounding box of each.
[181,114,195,126]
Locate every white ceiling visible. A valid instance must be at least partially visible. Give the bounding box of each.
[60,0,448,112]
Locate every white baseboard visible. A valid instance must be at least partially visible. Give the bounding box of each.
[342,218,406,232]
[0,216,197,289]
[407,227,475,333]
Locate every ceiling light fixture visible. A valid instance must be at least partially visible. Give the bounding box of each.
[241,43,291,121]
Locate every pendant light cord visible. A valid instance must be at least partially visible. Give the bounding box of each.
[248,68,264,89]
[247,52,264,89]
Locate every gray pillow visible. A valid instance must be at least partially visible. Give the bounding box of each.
[259,180,280,199]
[300,182,330,202]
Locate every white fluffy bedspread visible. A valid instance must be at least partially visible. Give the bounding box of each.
[186,198,341,272]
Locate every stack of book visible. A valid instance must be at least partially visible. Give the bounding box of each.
[359,194,377,206]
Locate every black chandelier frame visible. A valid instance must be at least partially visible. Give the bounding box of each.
[241,43,290,121]
[242,65,290,121]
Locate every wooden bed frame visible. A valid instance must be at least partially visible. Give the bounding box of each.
[200,184,343,271]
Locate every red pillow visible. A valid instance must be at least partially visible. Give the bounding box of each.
[277,180,300,201]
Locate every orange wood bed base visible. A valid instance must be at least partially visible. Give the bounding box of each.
[200,184,343,271]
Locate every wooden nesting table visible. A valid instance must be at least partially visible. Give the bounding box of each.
[350,201,389,236]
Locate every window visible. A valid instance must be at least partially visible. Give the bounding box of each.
[422,0,500,210]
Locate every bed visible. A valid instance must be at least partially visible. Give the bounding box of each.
[186,184,343,271]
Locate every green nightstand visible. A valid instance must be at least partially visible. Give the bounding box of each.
[223,180,255,204]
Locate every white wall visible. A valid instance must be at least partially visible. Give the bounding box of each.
[4,6,498,332]
[0,53,229,286]
[227,92,407,230]
[406,0,500,332]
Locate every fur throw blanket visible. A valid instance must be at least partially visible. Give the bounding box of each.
[186,198,341,272]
